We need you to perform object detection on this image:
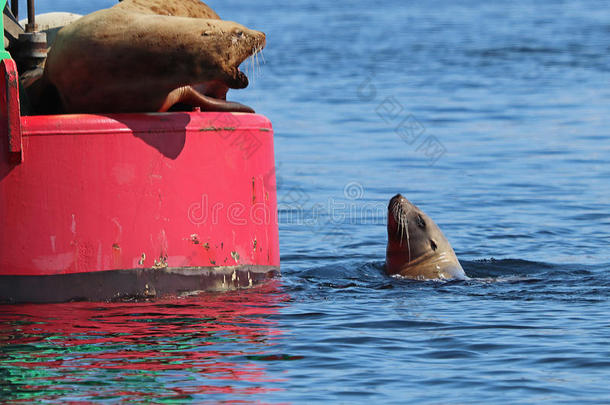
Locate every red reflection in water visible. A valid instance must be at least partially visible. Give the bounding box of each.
[0,281,292,402]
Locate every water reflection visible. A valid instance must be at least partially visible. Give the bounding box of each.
[0,282,289,403]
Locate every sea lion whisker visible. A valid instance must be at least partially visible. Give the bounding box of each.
[246,53,255,85]
[249,54,254,84]
[392,203,401,238]
[400,213,406,243]
[396,205,408,250]
[396,207,404,233]
[256,51,263,77]
[254,52,259,81]
[403,205,412,262]
[402,224,409,260]
[247,46,263,83]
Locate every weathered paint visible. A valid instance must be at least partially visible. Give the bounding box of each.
[0,265,279,303]
[0,59,22,162]
[0,61,279,289]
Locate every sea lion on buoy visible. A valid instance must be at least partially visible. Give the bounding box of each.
[386,194,467,280]
[42,0,265,113]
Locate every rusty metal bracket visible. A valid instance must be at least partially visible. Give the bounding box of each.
[1,58,22,163]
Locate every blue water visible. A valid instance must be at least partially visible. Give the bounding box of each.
[2,0,610,403]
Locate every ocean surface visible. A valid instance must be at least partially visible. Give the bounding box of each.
[2,0,609,403]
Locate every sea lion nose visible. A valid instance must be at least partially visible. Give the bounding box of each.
[389,193,405,209]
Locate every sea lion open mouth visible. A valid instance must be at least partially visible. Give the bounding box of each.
[207,36,266,93]
[171,35,266,113]
[42,0,267,114]
[227,32,267,89]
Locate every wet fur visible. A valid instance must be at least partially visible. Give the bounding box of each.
[386,194,466,280]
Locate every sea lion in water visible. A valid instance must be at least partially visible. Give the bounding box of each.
[386,194,467,280]
[42,0,265,114]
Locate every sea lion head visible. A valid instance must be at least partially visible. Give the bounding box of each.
[201,19,266,90]
[386,194,466,280]
[113,0,265,95]
[171,18,265,104]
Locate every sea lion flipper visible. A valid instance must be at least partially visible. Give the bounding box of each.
[161,86,255,113]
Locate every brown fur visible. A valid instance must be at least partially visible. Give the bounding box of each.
[115,0,220,19]
[43,0,265,113]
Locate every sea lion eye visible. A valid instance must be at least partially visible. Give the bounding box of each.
[430,240,438,251]
[416,215,426,228]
